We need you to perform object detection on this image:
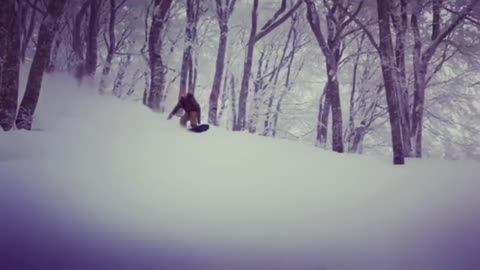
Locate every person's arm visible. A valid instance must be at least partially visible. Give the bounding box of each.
[168,101,181,119]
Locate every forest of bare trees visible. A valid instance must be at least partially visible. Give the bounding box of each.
[1,0,479,164]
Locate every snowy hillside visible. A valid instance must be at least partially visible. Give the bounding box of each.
[2,74,480,270]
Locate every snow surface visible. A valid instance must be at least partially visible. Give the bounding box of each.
[2,73,480,270]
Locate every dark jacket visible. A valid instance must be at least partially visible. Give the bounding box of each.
[170,93,201,118]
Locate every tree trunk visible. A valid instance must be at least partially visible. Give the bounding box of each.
[147,0,174,112]
[248,49,269,134]
[233,0,258,131]
[18,1,28,54]
[229,74,237,130]
[411,61,427,158]
[72,1,89,81]
[316,87,330,147]
[305,0,345,152]
[98,0,117,95]
[346,43,361,151]
[235,0,258,131]
[209,23,229,126]
[376,0,404,164]
[112,54,132,98]
[272,83,292,138]
[316,64,344,151]
[217,69,230,125]
[46,36,62,73]
[350,126,367,153]
[392,0,412,157]
[263,93,275,136]
[143,71,149,106]
[179,38,192,97]
[16,0,67,130]
[235,36,256,131]
[20,0,38,63]
[179,0,199,98]
[326,63,344,152]
[0,0,21,131]
[209,0,236,125]
[189,49,198,95]
[85,0,99,78]
[98,53,113,94]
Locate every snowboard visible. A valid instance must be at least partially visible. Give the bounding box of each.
[189,124,209,133]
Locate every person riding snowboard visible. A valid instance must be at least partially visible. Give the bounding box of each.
[167,92,201,128]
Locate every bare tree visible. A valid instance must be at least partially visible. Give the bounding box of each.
[112,53,132,98]
[344,36,385,153]
[84,0,101,78]
[376,0,404,164]
[248,42,274,134]
[390,0,412,156]
[229,73,237,129]
[16,0,68,130]
[46,23,67,74]
[268,21,306,138]
[262,20,299,136]
[217,67,230,125]
[19,0,39,62]
[409,0,479,157]
[248,13,307,135]
[0,0,21,131]
[178,0,201,98]
[305,0,364,153]
[147,0,174,112]
[234,0,303,131]
[98,0,130,95]
[208,0,236,126]
[71,0,90,81]
[338,0,477,161]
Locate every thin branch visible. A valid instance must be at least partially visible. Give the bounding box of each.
[114,0,128,11]
[228,0,237,16]
[140,0,155,61]
[103,31,110,49]
[253,0,302,43]
[115,27,133,52]
[443,5,480,27]
[422,0,480,61]
[335,0,364,43]
[469,81,480,87]
[305,0,332,57]
[426,44,458,85]
[336,4,379,51]
[23,0,46,16]
[338,50,377,67]
[260,0,287,30]
[337,26,362,42]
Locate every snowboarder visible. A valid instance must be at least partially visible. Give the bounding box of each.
[167,92,201,128]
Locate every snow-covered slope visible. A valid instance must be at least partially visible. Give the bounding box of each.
[2,74,480,270]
